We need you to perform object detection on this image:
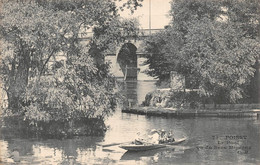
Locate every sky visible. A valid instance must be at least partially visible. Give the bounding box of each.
[118,0,172,29]
[107,0,173,80]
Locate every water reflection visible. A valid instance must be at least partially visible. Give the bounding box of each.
[121,148,177,161]
[123,81,138,107]
[123,80,157,106]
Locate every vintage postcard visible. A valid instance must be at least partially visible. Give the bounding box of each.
[0,0,259,164]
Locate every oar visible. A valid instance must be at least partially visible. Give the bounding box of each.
[99,141,133,147]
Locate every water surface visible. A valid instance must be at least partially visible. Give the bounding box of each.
[1,81,259,164]
[1,111,259,164]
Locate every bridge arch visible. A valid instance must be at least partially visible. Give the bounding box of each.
[104,40,157,81]
[117,42,138,80]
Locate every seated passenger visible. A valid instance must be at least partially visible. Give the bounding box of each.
[166,131,175,142]
[148,129,160,144]
[134,132,144,145]
[159,129,167,144]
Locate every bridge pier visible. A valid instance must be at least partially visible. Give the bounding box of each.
[124,66,139,81]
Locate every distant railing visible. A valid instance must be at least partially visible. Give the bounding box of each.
[78,28,164,40]
[106,52,148,57]
[140,29,164,36]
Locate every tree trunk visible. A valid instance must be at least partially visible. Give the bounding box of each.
[7,47,30,112]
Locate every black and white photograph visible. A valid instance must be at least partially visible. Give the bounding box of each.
[0,0,260,164]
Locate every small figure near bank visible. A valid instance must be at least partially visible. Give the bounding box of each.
[9,148,20,162]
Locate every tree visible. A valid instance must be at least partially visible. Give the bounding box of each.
[0,0,142,123]
[143,0,260,104]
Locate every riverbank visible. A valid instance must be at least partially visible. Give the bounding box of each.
[122,104,260,117]
[0,115,106,139]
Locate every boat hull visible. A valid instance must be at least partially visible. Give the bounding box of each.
[119,137,186,151]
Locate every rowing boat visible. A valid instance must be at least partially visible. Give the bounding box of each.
[119,137,186,151]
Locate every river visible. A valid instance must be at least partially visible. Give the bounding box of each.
[1,81,260,164]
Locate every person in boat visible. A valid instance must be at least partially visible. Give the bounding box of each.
[147,129,160,144]
[134,129,174,145]
[159,129,167,144]
[158,129,175,143]
[134,129,160,144]
[134,132,144,145]
[166,130,175,142]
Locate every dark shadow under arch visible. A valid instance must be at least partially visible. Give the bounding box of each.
[117,43,138,80]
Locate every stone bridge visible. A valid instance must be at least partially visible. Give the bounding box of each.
[79,29,163,81]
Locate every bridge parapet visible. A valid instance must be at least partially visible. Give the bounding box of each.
[78,28,164,40]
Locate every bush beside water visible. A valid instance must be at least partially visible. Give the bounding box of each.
[1,115,106,139]
[142,89,206,109]
[141,89,260,110]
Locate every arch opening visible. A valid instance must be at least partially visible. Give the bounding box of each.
[117,43,138,80]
